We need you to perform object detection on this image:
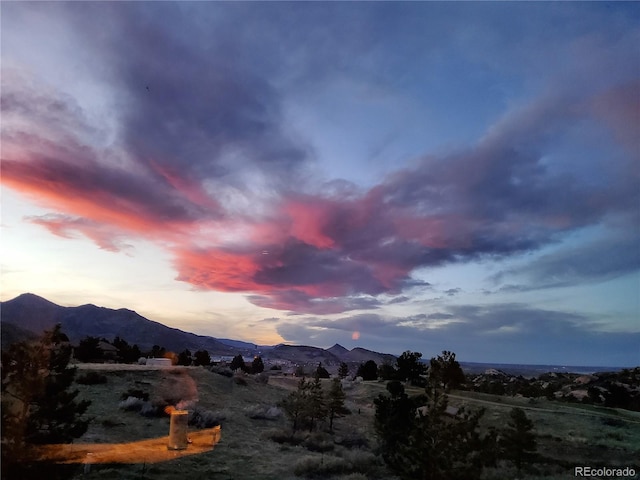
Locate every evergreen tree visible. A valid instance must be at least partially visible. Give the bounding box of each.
[193,350,211,367]
[230,354,247,372]
[374,352,493,480]
[500,407,537,473]
[150,345,166,358]
[374,381,424,474]
[74,336,103,362]
[378,361,399,381]
[315,362,330,379]
[396,350,427,385]
[251,356,264,373]
[1,325,91,479]
[177,349,192,366]
[327,378,349,432]
[428,350,465,391]
[357,360,378,381]
[280,376,327,432]
[112,337,142,364]
[338,362,349,379]
[281,377,309,432]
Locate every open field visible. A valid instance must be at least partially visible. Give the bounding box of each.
[34,365,640,479]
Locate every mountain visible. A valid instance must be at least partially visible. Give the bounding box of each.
[0,293,236,355]
[0,294,398,366]
[267,344,342,365]
[0,321,39,350]
[342,347,396,365]
[327,343,350,358]
[217,338,258,351]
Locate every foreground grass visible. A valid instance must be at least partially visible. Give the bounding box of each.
[48,367,640,479]
[66,367,390,480]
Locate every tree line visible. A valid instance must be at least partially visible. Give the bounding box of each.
[73,335,214,366]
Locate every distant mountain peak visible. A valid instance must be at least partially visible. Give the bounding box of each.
[13,292,58,304]
[327,343,349,355]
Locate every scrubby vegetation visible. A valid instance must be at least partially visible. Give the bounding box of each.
[2,330,638,480]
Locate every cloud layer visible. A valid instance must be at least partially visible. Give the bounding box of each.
[2,3,638,320]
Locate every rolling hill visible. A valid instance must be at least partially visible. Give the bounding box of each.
[0,294,395,365]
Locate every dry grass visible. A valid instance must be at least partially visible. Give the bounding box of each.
[28,367,640,479]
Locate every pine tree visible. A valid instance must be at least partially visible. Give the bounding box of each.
[327,378,349,432]
[500,407,537,473]
[315,362,330,379]
[338,362,349,379]
[396,351,427,385]
[374,352,493,480]
[230,354,246,372]
[281,377,309,432]
[1,325,91,479]
[193,350,211,366]
[357,360,378,380]
[306,377,327,432]
[177,349,192,366]
[251,356,264,373]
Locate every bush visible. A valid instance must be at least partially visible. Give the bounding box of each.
[334,432,369,449]
[118,396,145,412]
[294,456,349,477]
[189,407,224,428]
[76,371,108,385]
[303,432,334,453]
[255,372,270,384]
[293,451,381,478]
[120,389,149,401]
[210,365,234,377]
[245,404,282,420]
[265,428,306,446]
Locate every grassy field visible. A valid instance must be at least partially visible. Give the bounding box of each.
[49,365,640,479]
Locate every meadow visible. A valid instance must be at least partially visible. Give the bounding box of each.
[58,365,639,480]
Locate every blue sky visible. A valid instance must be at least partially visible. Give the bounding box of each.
[2,2,638,366]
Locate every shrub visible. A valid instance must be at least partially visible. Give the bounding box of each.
[294,456,349,477]
[265,428,306,446]
[76,371,108,385]
[293,451,381,478]
[118,396,145,412]
[189,407,224,428]
[303,432,334,453]
[120,389,149,401]
[334,432,369,449]
[139,402,160,417]
[245,404,282,420]
[210,365,234,377]
[255,372,270,384]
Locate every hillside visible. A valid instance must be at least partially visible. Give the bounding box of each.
[0,293,236,355]
[0,294,396,366]
[266,344,342,365]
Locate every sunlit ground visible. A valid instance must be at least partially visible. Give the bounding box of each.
[32,427,221,465]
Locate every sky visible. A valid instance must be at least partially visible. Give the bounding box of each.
[1,2,639,367]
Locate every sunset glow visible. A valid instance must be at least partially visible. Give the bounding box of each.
[1,2,638,365]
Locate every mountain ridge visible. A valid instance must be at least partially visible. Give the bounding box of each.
[0,293,395,364]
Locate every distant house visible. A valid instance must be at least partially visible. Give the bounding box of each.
[147,358,173,367]
[98,341,119,362]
